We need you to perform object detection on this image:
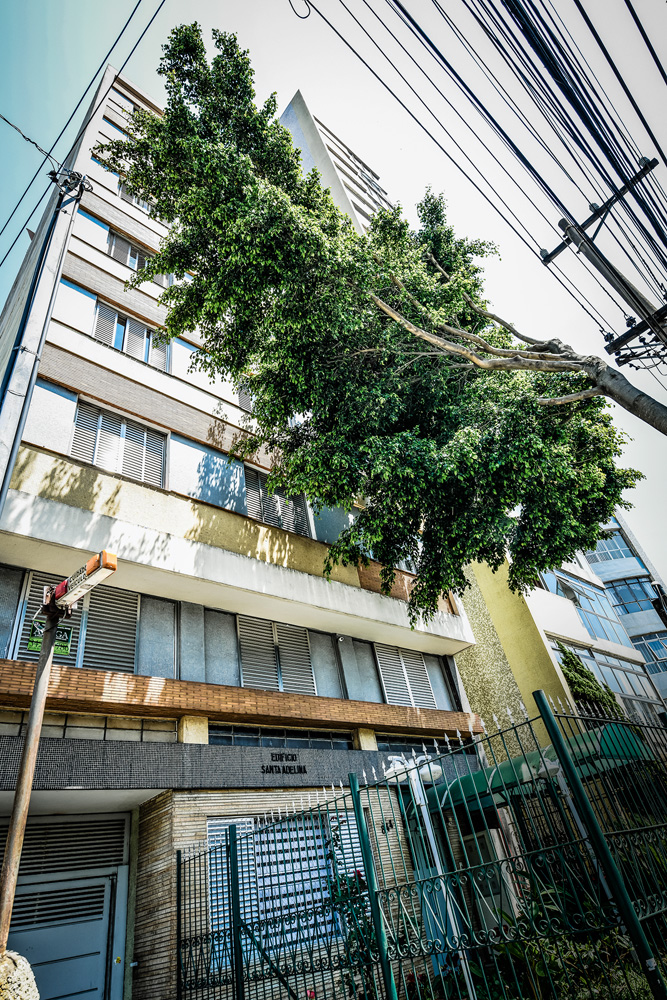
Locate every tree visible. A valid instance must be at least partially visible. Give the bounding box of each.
[555,642,622,718]
[98,23,643,621]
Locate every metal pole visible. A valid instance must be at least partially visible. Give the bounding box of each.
[0,603,61,953]
[228,826,245,1000]
[176,849,182,1000]
[406,764,478,1000]
[534,689,667,1000]
[348,772,398,1000]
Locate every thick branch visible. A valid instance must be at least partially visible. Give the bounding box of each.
[427,252,543,347]
[537,388,604,405]
[370,295,588,374]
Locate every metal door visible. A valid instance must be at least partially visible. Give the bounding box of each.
[8,873,116,1000]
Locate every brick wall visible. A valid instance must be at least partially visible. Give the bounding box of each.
[133,791,175,1000]
[0,660,482,737]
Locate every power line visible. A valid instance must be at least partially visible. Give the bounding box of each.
[0,113,60,170]
[0,0,146,248]
[0,0,168,272]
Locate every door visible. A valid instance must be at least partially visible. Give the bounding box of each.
[8,874,116,1000]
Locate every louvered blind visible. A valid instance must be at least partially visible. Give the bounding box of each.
[238,616,279,690]
[16,571,82,667]
[0,816,126,877]
[149,335,168,372]
[69,401,165,487]
[374,644,436,709]
[119,183,133,204]
[125,317,147,361]
[110,232,131,264]
[96,410,122,471]
[401,648,436,709]
[10,884,107,931]
[71,401,99,464]
[94,302,116,346]
[238,385,253,412]
[276,623,315,696]
[243,466,311,537]
[82,586,138,673]
[144,429,166,487]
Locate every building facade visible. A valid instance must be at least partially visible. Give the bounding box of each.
[0,72,480,1000]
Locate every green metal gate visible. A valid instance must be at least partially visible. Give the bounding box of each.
[177,694,667,1000]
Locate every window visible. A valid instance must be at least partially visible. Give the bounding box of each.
[11,569,138,673]
[376,734,444,756]
[374,644,437,709]
[207,812,362,959]
[632,632,667,675]
[208,725,353,749]
[118,181,151,214]
[541,571,633,646]
[585,530,635,565]
[244,466,311,537]
[606,577,656,615]
[94,301,169,371]
[106,230,169,287]
[71,400,166,487]
[237,616,316,695]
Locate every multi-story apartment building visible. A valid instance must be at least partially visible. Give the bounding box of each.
[0,71,481,1000]
[582,513,667,703]
[468,537,667,728]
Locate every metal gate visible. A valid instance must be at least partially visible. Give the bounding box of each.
[177,695,667,1000]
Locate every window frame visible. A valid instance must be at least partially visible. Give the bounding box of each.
[606,576,657,616]
[92,299,170,372]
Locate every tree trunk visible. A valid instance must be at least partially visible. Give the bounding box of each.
[589,361,667,436]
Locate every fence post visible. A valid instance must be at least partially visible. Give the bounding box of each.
[176,849,182,1000]
[534,689,667,1000]
[349,772,398,1000]
[228,826,245,1000]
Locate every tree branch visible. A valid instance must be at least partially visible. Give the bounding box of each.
[537,388,604,405]
[426,252,543,347]
[370,294,588,374]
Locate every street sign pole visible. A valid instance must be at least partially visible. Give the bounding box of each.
[0,551,116,956]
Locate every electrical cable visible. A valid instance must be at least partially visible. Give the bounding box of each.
[0,113,60,170]
[0,0,145,246]
[0,0,167,272]
[292,0,619,330]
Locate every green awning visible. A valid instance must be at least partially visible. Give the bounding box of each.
[425,723,654,812]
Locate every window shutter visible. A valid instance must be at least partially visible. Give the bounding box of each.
[237,616,279,691]
[238,385,253,412]
[149,334,168,372]
[16,571,82,667]
[276,623,315,695]
[153,273,168,288]
[374,643,412,706]
[110,233,130,265]
[71,402,99,464]
[258,471,281,529]
[401,648,436,709]
[143,429,165,487]
[124,318,146,361]
[82,586,138,673]
[122,420,145,480]
[119,183,133,204]
[286,493,311,538]
[244,466,263,520]
[94,303,117,346]
[95,411,123,472]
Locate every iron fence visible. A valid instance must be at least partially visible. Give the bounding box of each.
[177,694,667,1000]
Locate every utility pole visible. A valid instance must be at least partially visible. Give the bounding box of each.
[0,167,91,520]
[0,551,117,957]
[541,158,667,368]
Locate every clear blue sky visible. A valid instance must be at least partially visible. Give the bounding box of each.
[1,0,666,577]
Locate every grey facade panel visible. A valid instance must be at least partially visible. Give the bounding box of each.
[592,557,649,583]
[424,654,454,711]
[136,596,175,678]
[309,631,344,699]
[0,737,477,791]
[0,565,23,659]
[179,602,206,683]
[204,609,240,687]
[621,608,665,638]
[338,637,383,703]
